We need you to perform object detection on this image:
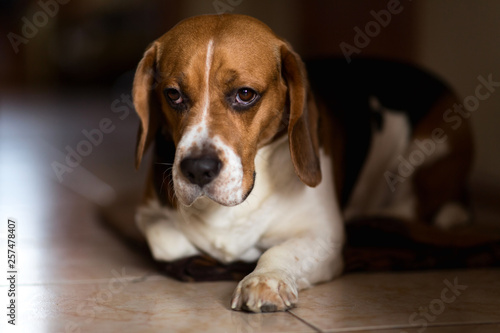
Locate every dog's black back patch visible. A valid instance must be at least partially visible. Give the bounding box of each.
[305,57,450,207]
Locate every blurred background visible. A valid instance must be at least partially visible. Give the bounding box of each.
[1,0,499,215]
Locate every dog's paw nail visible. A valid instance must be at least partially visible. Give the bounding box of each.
[231,271,298,312]
[231,289,241,310]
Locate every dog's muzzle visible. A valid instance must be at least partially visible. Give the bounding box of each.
[172,132,246,207]
[180,156,222,187]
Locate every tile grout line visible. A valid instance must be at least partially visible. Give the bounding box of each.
[412,320,500,330]
[287,310,325,333]
[317,320,500,333]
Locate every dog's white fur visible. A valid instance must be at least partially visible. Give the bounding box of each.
[138,134,344,311]
[344,98,461,224]
[344,98,415,220]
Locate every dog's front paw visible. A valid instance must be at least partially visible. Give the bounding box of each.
[231,271,298,312]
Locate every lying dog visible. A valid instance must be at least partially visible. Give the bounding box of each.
[132,14,473,312]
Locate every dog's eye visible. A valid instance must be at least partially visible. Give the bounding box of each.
[231,88,260,112]
[164,88,188,111]
[236,88,257,103]
[165,88,183,104]
[236,88,258,105]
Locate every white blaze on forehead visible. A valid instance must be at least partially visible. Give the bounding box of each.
[174,40,214,154]
[172,39,245,206]
[202,39,214,122]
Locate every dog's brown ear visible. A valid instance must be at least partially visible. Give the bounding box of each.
[280,42,322,187]
[133,42,161,169]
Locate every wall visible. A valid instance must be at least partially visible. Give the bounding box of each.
[415,1,500,187]
[181,0,302,48]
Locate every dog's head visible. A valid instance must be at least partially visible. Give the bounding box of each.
[133,14,321,207]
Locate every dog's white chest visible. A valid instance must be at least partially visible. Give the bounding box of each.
[175,202,266,263]
[175,137,297,263]
[136,199,265,263]
[137,137,340,265]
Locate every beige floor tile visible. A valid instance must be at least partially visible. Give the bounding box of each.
[290,269,500,332]
[1,188,155,285]
[1,277,316,333]
[3,234,154,285]
[1,162,153,285]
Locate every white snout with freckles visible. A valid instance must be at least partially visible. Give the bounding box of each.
[172,122,245,207]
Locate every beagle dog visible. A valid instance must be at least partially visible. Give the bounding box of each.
[132,14,473,312]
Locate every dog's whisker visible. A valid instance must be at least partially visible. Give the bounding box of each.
[167,179,176,203]
[155,162,174,166]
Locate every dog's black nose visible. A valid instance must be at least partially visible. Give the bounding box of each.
[180,157,222,187]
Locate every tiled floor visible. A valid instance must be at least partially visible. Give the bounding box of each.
[1,92,499,332]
